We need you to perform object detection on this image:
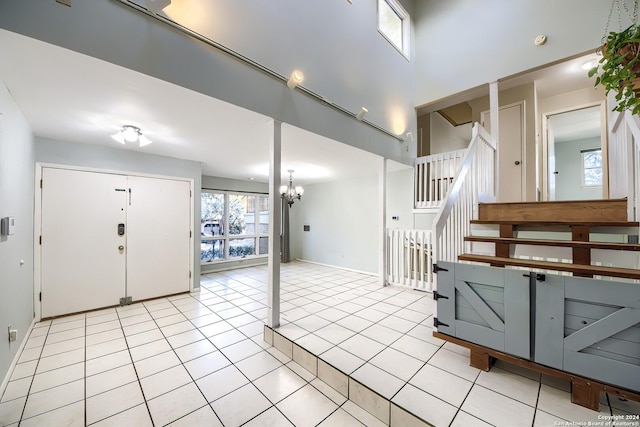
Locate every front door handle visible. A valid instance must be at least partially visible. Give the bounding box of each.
[514,160,521,165]
[118,245,124,251]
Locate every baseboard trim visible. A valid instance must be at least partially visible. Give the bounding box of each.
[0,318,36,399]
[293,259,378,277]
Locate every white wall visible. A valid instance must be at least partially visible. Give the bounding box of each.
[35,138,203,281]
[429,113,471,154]
[290,174,379,274]
[414,0,620,106]
[555,137,603,200]
[386,166,415,230]
[0,0,415,165]
[0,78,35,385]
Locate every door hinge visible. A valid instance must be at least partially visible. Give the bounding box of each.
[433,291,449,301]
[119,296,132,306]
[39,292,41,302]
[39,236,42,245]
[433,317,450,328]
[523,272,546,282]
[433,263,449,273]
[189,271,192,278]
[190,231,192,238]
[40,179,43,189]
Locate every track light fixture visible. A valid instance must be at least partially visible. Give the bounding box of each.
[356,107,368,121]
[111,125,152,147]
[287,70,304,89]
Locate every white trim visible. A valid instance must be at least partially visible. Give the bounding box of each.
[0,318,36,399]
[294,258,379,277]
[377,0,411,60]
[34,162,196,321]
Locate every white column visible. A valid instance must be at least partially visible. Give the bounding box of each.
[378,157,387,287]
[267,119,282,328]
[489,81,499,198]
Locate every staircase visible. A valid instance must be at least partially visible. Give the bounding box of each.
[458,198,640,280]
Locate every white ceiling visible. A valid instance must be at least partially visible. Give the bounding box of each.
[0,29,388,186]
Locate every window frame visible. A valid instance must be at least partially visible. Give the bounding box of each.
[377,0,410,59]
[580,148,603,187]
[200,190,269,265]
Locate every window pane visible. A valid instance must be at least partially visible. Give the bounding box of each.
[379,0,403,51]
[229,194,256,235]
[259,196,269,235]
[229,238,255,258]
[259,236,269,255]
[201,239,225,262]
[582,150,603,186]
[201,192,225,237]
[584,168,602,186]
[583,150,602,168]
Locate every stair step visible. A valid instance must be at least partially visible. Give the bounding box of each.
[457,254,640,280]
[464,236,640,251]
[470,220,639,230]
[478,199,628,223]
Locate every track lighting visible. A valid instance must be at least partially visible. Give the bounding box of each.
[287,70,304,89]
[356,107,368,121]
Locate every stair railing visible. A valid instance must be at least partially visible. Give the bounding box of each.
[386,229,433,290]
[414,149,467,209]
[433,123,497,263]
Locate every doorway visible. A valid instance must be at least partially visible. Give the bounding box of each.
[543,104,608,201]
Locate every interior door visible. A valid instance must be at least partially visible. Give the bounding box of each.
[41,168,127,318]
[482,103,524,202]
[547,121,557,200]
[126,176,191,301]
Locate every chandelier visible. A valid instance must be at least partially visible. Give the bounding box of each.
[280,170,304,206]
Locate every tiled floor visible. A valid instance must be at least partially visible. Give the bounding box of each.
[0,261,638,426]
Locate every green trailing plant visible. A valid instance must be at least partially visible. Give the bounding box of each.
[589,24,640,115]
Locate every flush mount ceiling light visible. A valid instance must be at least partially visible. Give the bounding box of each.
[356,107,368,121]
[279,170,304,206]
[144,0,171,14]
[287,70,304,89]
[111,125,152,147]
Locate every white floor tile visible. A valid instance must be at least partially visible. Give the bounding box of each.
[86,320,121,335]
[20,400,84,427]
[211,383,271,426]
[476,366,541,406]
[129,338,172,362]
[1,377,32,402]
[537,384,611,422]
[360,324,404,345]
[9,360,37,381]
[450,410,493,427]
[314,324,356,345]
[166,405,222,427]
[208,329,246,348]
[320,346,365,375]
[125,328,165,348]
[461,384,535,427]
[337,334,386,361]
[243,407,294,427]
[86,363,138,397]
[85,349,131,376]
[173,338,217,362]
[23,379,84,420]
[220,338,263,363]
[235,351,283,380]
[86,337,128,360]
[316,307,350,322]
[147,382,208,426]
[389,334,440,362]
[254,364,310,400]
[277,384,339,427]
[85,328,124,347]
[122,320,157,336]
[167,329,205,348]
[86,381,145,425]
[196,365,249,402]
[155,313,189,328]
[30,362,84,393]
[351,363,405,399]
[317,408,363,426]
[370,347,424,381]
[160,320,194,337]
[140,365,193,400]
[408,364,473,407]
[310,378,347,405]
[41,336,85,358]
[427,347,481,382]
[532,409,567,426]
[378,315,417,334]
[392,384,457,427]
[292,314,332,332]
[341,400,387,427]
[198,320,235,337]
[184,351,231,379]
[0,396,26,425]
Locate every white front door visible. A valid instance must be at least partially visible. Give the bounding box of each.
[482,103,524,202]
[126,176,191,301]
[41,168,127,318]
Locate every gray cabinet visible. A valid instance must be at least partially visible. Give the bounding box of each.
[436,262,640,392]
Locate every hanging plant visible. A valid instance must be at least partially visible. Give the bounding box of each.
[589,0,640,114]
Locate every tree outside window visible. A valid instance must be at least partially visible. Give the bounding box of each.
[581,149,602,187]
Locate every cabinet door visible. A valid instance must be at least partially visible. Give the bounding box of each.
[437,263,530,358]
[562,277,640,392]
[126,176,191,301]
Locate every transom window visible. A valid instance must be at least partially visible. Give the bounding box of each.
[581,149,603,187]
[378,0,410,58]
[201,191,269,264]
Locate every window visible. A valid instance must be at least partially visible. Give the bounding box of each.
[581,149,603,187]
[201,191,269,264]
[378,0,410,58]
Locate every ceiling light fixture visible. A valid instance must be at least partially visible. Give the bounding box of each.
[144,0,171,14]
[111,125,152,147]
[279,170,304,206]
[287,70,304,89]
[356,107,368,121]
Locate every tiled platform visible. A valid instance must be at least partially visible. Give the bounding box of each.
[0,261,638,426]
